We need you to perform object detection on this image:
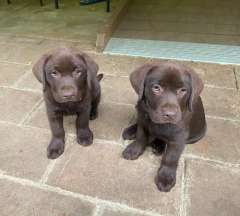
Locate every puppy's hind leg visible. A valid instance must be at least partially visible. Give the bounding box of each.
[90,92,100,120]
[122,125,147,160]
[150,139,166,155]
[122,123,137,140]
[90,73,103,120]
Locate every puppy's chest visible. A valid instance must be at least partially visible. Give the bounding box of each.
[56,102,88,115]
[148,122,181,140]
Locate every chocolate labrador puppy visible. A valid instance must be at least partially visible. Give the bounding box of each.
[122,63,206,192]
[33,47,103,159]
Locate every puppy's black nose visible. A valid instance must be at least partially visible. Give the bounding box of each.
[63,91,75,98]
[163,111,176,118]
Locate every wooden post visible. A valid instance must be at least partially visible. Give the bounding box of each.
[55,0,59,9]
[106,0,110,12]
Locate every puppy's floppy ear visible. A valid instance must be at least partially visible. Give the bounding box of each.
[130,64,156,100]
[80,53,99,90]
[32,54,51,91]
[185,67,204,111]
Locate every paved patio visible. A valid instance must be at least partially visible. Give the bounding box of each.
[0,32,240,216]
[0,1,240,215]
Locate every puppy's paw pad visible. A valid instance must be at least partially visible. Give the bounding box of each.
[122,142,144,160]
[155,168,176,192]
[47,140,65,160]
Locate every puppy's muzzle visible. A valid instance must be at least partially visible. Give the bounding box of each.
[149,105,181,124]
[60,86,78,101]
[161,107,178,122]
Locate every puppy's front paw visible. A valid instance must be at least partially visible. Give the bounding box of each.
[47,138,65,160]
[155,167,176,192]
[77,129,93,146]
[122,141,145,160]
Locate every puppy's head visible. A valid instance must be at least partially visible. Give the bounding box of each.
[130,63,203,124]
[32,47,98,103]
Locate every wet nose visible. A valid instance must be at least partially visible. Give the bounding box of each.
[163,111,176,118]
[162,108,177,119]
[61,86,75,98]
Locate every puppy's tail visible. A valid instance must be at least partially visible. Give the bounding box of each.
[97,73,103,82]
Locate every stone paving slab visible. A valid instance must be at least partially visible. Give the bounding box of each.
[102,208,150,216]
[0,62,30,86]
[235,66,240,90]
[25,102,135,142]
[180,61,236,89]
[89,103,134,142]
[0,39,96,66]
[185,160,240,216]
[0,34,44,47]
[90,54,151,77]
[202,87,240,120]
[0,41,84,65]
[0,34,13,43]
[0,43,37,64]
[0,87,41,124]
[47,141,183,215]
[7,35,44,45]
[38,39,96,58]
[0,123,51,180]
[0,179,95,216]
[101,75,137,105]
[15,70,42,93]
[185,118,240,164]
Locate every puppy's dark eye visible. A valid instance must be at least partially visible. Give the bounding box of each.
[152,84,162,93]
[177,88,187,95]
[75,70,82,76]
[51,70,59,78]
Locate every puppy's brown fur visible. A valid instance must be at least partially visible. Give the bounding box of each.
[33,47,103,159]
[122,63,206,192]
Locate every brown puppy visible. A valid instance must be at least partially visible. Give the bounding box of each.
[122,63,206,192]
[33,47,103,159]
